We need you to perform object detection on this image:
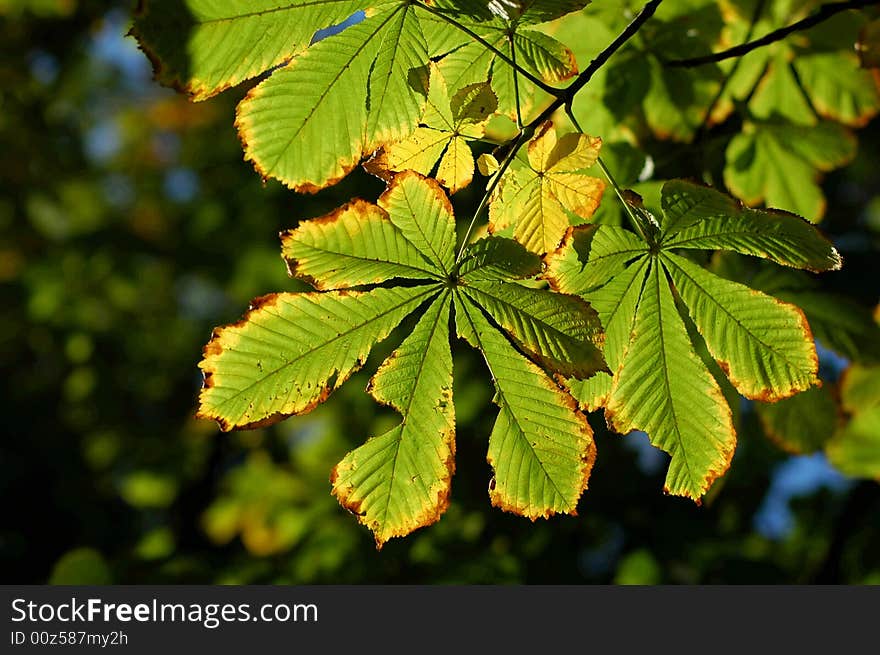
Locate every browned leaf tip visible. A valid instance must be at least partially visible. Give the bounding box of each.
[487,384,595,521]
[362,149,394,182]
[331,425,456,550]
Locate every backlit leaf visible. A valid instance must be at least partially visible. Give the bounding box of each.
[236,4,429,192]
[606,261,735,499]
[489,122,605,254]
[455,295,596,518]
[332,292,455,548]
[724,120,856,222]
[131,0,367,100]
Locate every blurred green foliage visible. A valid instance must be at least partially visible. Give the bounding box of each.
[1,0,878,584]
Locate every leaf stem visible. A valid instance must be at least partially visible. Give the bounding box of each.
[510,33,524,130]
[516,0,664,134]
[665,0,880,67]
[412,1,562,97]
[565,109,649,242]
[455,130,530,263]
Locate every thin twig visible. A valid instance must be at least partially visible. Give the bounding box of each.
[566,109,648,241]
[455,131,529,263]
[666,0,880,68]
[412,1,562,97]
[522,0,664,131]
[510,34,524,130]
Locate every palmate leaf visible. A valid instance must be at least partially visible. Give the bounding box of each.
[365,66,498,193]
[716,3,876,220]
[199,172,605,545]
[546,179,841,498]
[489,122,605,254]
[724,120,856,223]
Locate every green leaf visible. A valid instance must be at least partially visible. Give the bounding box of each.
[200,172,603,542]
[841,364,880,415]
[280,198,440,290]
[131,0,367,100]
[455,294,596,519]
[826,363,880,480]
[456,236,542,281]
[724,120,856,223]
[773,290,880,364]
[661,181,843,272]
[435,25,577,120]
[198,286,436,431]
[516,1,592,25]
[460,280,605,379]
[755,385,838,454]
[794,51,880,127]
[826,405,880,481]
[545,180,837,500]
[377,171,458,276]
[545,224,647,294]
[564,257,650,412]
[490,122,606,254]
[236,4,429,192]
[332,292,455,548]
[606,261,736,498]
[428,1,591,28]
[663,252,817,401]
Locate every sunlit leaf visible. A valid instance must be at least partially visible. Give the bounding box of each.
[546,180,836,499]
[236,4,429,192]
[199,173,604,541]
[454,294,596,518]
[489,122,605,254]
[724,120,856,222]
[366,67,497,193]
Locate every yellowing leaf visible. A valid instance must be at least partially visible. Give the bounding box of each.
[198,287,435,431]
[366,68,497,193]
[489,122,605,254]
[332,292,455,548]
[200,172,605,543]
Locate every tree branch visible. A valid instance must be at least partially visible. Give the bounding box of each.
[503,0,663,139]
[666,0,880,68]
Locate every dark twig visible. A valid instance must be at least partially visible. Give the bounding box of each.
[667,0,880,68]
[452,0,665,256]
[412,1,563,97]
[524,0,664,131]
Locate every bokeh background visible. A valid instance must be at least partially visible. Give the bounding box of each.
[2,0,879,584]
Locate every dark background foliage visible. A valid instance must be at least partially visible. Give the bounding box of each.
[2,0,878,584]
